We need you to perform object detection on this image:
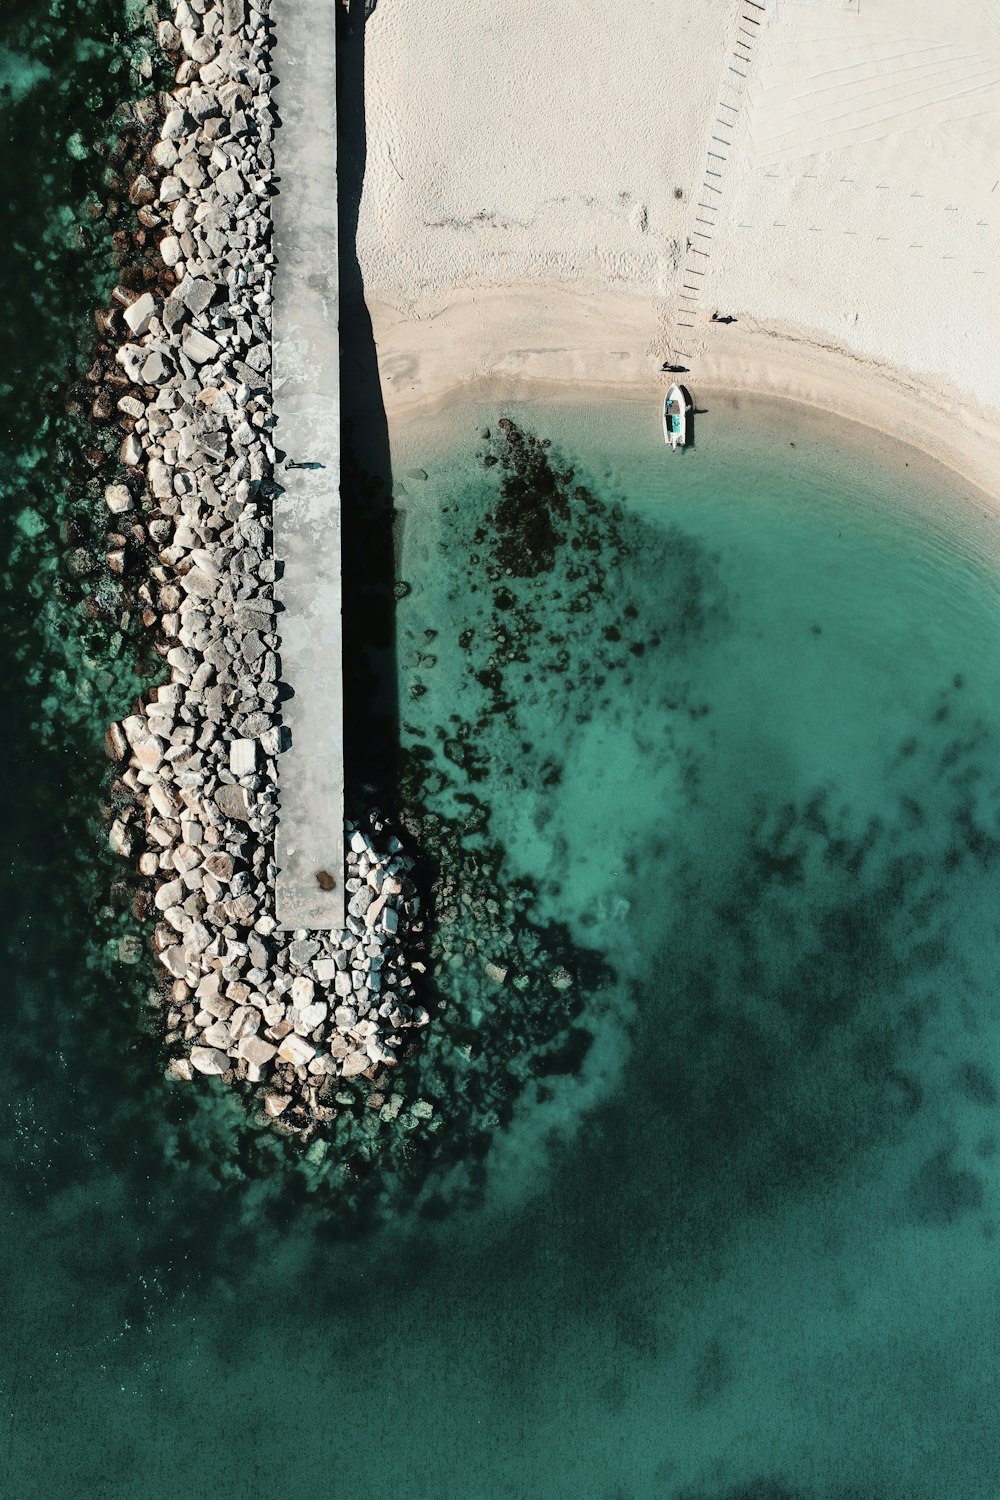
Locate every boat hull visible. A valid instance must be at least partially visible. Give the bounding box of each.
[662,383,690,449]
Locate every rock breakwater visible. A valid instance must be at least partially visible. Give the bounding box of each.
[101,0,427,1128]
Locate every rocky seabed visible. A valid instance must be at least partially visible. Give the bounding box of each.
[103,0,427,1127]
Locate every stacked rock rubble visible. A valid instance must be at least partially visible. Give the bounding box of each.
[104,0,428,1117]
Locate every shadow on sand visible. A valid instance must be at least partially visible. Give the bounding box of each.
[337,0,398,801]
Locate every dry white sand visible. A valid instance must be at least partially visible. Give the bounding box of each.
[358,0,1000,496]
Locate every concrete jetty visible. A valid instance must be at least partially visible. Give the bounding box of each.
[102,0,428,1115]
[271,0,345,929]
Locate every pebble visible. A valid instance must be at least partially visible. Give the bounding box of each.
[182,328,220,365]
[277,1034,316,1068]
[290,975,314,1007]
[123,292,157,336]
[190,1045,229,1075]
[214,784,251,821]
[229,738,256,776]
[141,350,173,385]
[239,1035,277,1066]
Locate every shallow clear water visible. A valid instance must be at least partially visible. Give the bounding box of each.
[8,380,1000,1497]
[392,396,1000,1498]
[7,3,1000,1491]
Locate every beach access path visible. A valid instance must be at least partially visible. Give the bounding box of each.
[271,0,345,929]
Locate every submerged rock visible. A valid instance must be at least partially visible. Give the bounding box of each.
[104,483,134,515]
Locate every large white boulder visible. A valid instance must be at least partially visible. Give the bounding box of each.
[190,1046,228,1076]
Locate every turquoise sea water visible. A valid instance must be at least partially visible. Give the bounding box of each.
[7,3,1000,1494]
[387,403,1000,1498]
[9,370,1000,1495]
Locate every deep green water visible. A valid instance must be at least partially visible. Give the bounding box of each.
[7,4,1000,1496]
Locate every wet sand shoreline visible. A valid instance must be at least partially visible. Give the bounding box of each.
[373,287,1000,510]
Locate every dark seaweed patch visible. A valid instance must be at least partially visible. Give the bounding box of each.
[954,1061,997,1107]
[381,419,732,1214]
[908,1146,984,1225]
[690,1334,732,1408]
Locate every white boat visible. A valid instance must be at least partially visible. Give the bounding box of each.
[662,383,690,449]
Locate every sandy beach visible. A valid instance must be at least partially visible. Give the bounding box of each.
[358,0,1000,498]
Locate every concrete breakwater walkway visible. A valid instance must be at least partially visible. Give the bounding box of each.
[100,0,426,1126]
[271,0,345,932]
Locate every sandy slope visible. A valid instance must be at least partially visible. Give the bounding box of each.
[358,0,1000,495]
